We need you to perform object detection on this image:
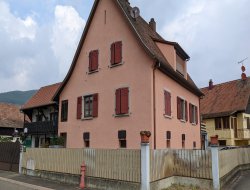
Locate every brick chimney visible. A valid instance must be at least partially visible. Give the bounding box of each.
[241,65,247,81]
[209,79,213,90]
[149,18,156,31]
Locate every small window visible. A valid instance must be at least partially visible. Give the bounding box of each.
[111,41,122,65]
[36,114,43,122]
[115,88,129,115]
[193,141,196,149]
[182,134,185,149]
[61,100,68,122]
[177,97,188,121]
[215,118,222,130]
[166,131,171,148]
[223,117,230,129]
[118,130,126,148]
[247,118,250,129]
[189,103,198,124]
[83,94,98,118]
[89,50,99,72]
[83,132,90,148]
[164,91,171,116]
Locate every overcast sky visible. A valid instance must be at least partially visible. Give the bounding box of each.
[0,0,250,92]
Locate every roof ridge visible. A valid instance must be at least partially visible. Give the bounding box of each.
[200,77,250,90]
[40,82,61,89]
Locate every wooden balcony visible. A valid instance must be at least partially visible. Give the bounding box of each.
[24,121,58,135]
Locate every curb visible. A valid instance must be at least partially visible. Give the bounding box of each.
[0,176,54,190]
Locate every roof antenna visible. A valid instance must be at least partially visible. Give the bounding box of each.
[238,57,248,81]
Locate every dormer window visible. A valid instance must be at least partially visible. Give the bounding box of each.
[176,61,185,76]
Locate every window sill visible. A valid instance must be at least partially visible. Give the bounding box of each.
[164,114,172,119]
[109,61,124,68]
[114,113,130,118]
[191,123,197,126]
[87,69,99,75]
[180,119,186,123]
[82,117,93,121]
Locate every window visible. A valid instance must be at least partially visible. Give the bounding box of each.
[82,94,98,118]
[193,141,196,149]
[182,134,185,149]
[118,130,126,148]
[247,118,250,129]
[231,117,237,129]
[164,91,171,116]
[111,41,122,65]
[61,100,68,122]
[177,97,188,121]
[223,117,230,129]
[89,50,99,72]
[115,88,129,115]
[83,132,90,148]
[166,131,171,148]
[189,103,198,124]
[215,118,222,130]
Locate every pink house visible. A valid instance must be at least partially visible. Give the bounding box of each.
[53,0,203,149]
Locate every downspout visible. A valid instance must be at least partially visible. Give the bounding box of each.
[153,61,160,149]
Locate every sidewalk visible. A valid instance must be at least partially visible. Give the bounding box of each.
[0,170,90,190]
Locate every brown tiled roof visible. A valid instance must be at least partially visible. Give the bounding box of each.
[53,0,202,100]
[200,78,250,119]
[22,83,61,110]
[0,103,23,129]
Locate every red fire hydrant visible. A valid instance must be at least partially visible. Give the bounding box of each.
[80,161,86,189]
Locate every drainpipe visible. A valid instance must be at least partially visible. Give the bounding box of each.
[153,62,160,149]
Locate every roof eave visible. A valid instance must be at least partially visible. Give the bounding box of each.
[52,0,100,101]
[157,61,203,97]
[21,102,57,112]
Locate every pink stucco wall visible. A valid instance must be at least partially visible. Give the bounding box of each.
[58,0,201,149]
[156,42,176,70]
[59,0,154,149]
[154,69,201,149]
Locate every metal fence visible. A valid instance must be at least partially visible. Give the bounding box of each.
[0,141,20,172]
[150,149,212,182]
[22,148,141,183]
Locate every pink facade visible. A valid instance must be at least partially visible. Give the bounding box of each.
[56,0,202,149]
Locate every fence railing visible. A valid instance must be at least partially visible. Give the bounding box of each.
[150,149,212,182]
[22,148,141,183]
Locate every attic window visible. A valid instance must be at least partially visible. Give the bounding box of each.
[176,61,184,76]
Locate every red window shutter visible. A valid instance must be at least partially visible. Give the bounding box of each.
[165,91,171,116]
[116,89,121,115]
[177,97,181,119]
[195,106,198,124]
[185,101,188,122]
[115,41,122,64]
[92,50,98,71]
[111,43,115,65]
[77,97,82,119]
[93,94,98,117]
[189,103,192,123]
[120,88,129,114]
[89,51,93,72]
[89,50,98,71]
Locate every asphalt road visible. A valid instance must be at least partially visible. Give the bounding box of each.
[222,170,250,190]
[0,179,35,190]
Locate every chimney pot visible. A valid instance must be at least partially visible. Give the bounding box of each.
[149,18,156,31]
[209,79,213,90]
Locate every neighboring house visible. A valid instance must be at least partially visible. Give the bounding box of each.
[53,0,203,149]
[201,78,250,146]
[0,103,23,139]
[21,83,61,148]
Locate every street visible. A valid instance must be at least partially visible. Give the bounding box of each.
[222,170,250,190]
[0,179,35,190]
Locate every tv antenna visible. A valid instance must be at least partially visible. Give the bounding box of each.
[130,7,140,19]
[238,57,248,66]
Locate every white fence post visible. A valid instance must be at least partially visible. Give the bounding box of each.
[19,145,23,174]
[140,131,151,190]
[211,146,220,190]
